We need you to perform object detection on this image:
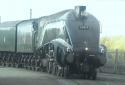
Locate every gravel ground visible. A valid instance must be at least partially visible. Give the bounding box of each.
[0,67,125,85]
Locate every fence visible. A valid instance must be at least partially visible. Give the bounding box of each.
[100,50,125,74]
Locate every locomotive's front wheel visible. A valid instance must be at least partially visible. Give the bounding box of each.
[63,66,69,78]
[88,69,97,80]
[91,69,97,80]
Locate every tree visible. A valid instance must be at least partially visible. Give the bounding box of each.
[100,36,125,51]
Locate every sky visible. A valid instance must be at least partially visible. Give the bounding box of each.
[0,0,125,37]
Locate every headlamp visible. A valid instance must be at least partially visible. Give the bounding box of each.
[85,47,88,51]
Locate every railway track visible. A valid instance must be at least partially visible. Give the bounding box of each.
[0,67,125,85]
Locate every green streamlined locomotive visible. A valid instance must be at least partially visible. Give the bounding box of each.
[0,6,106,79]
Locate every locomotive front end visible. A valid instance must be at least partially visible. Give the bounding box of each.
[67,6,100,65]
[63,6,104,77]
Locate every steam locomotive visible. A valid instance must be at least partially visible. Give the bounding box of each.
[0,6,106,79]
